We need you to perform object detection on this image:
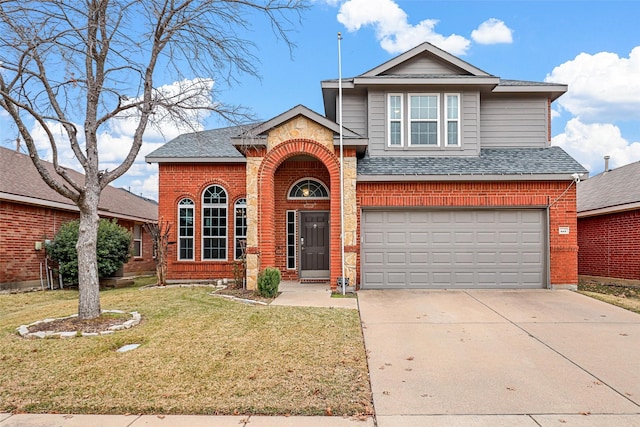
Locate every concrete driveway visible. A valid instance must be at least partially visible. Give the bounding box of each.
[358,289,640,426]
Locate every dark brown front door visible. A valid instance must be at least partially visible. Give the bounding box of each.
[300,211,329,278]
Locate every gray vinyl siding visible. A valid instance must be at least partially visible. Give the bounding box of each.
[480,96,549,147]
[382,54,465,75]
[337,90,367,136]
[367,89,479,157]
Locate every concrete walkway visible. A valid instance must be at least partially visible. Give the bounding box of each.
[358,289,640,426]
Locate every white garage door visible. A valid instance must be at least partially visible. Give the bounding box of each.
[361,209,546,289]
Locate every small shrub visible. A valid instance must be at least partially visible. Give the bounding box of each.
[257,267,281,298]
[46,219,132,283]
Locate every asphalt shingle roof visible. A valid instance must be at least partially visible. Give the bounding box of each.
[357,147,587,176]
[577,161,640,213]
[146,125,251,159]
[0,146,157,221]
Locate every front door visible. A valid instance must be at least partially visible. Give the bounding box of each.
[300,211,329,278]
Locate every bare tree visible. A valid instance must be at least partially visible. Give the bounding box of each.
[144,220,171,287]
[0,0,307,319]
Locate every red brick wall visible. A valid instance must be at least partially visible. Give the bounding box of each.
[0,200,155,288]
[273,160,330,280]
[158,163,247,281]
[356,180,579,287]
[578,210,640,280]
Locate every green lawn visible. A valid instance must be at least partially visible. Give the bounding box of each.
[0,283,372,416]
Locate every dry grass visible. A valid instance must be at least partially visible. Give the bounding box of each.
[578,281,640,315]
[0,283,372,416]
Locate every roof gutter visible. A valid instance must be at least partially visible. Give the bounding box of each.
[357,173,579,182]
[578,201,640,218]
[0,192,157,223]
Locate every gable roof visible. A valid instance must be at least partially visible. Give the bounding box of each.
[145,125,249,163]
[577,161,640,217]
[231,104,366,149]
[147,105,370,163]
[357,147,587,181]
[0,146,157,222]
[360,42,493,77]
[321,42,567,119]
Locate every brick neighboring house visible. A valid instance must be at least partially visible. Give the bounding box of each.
[0,146,158,290]
[577,161,640,282]
[147,42,587,290]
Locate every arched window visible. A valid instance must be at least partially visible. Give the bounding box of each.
[234,198,247,260]
[202,185,227,260]
[177,198,195,261]
[288,178,329,200]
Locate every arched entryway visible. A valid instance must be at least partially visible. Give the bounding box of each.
[257,139,341,284]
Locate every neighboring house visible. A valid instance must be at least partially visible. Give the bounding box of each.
[146,42,586,291]
[0,146,158,290]
[577,161,640,281]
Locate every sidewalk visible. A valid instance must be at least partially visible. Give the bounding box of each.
[0,413,374,426]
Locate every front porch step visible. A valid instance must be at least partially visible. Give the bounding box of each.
[299,278,330,284]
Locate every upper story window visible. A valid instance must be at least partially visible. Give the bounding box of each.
[387,92,461,148]
[446,94,460,146]
[202,185,227,261]
[409,94,439,146]
[388,94,403,146]
[288,178,329,200]
[178,198,195,261]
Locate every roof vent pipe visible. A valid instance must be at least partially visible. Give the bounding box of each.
[604,155,610,172]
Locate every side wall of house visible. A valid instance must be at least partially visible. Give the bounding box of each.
[0,201,154,289]
[355,180,579,287]
[578,210,640,280]
[158,162,247,282]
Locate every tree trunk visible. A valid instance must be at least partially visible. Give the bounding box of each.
[76,192,101,320]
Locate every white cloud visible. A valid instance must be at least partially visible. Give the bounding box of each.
[552,118,640,174]
[471,18,513,45]
[546,47,640,121]
[337,0,471,55]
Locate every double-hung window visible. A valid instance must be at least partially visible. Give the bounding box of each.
[446,94,460,146]
[388,94,403,147]
[132,224,143,258]
[387,92,460,148]
[178,198,195,261]
[409,94,439,146]
[202,185,227,260]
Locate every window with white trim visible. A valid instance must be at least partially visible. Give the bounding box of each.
[178,198,195,261]
[202,185,227,260]
[409,94,439,146]
[446,94,460,146]
[386,92,461,148]
[288,178,329,199]
[234,198,247,260]
[388,93,403,147]
[132,224,142,258]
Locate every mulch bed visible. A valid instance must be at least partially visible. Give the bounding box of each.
[27,313,130,334]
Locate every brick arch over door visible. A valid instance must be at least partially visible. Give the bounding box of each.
[258,139,342,283]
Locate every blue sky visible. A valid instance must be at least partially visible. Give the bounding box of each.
[2,0,640,200]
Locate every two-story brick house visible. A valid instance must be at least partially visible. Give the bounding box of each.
[147,42,587,290]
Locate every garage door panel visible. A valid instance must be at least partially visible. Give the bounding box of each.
[387,232,406,244]
[409,252,428,264]
[387,252,407,264]
[361,209,545,289]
